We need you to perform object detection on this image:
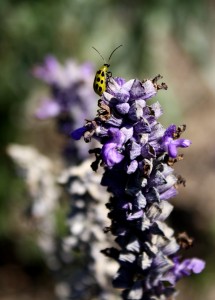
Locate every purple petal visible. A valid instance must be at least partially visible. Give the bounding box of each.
[35,99,60,119]
[102,143,124,167]
[114,77,126,86]
[164,124,176,138]
[160,186,178,201]
[180,258,206,275]
[129,79,147,100]
[174,138,192,148]
[128,100,146,121]
[109,128,126,145]
[134,119,151,134]
[33,56,60,84]
[106,115,123,127]
[130,141,141,160]
[120,126,134,143]
[150,123,165,142]
[107,78,131,102]
[71,126,87,140]
[127,210,143,220]
[127,160,138,174]
[116,102,130,114]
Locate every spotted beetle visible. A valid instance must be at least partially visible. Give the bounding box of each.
[92,45,122,96]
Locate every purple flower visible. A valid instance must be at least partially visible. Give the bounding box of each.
[101,128,125,168]
[33,56,96,126]
[34,56,97,160]
[163,257,206,285]
[33,55,94,86]
[162,124,191,158]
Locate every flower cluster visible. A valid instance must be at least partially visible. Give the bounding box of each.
[58,159,120,300]
[33,56,97,161]
[72,75,205,299]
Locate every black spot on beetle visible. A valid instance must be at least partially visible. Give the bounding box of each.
[97,70,101,75]
[101,80,104,84]
[96,77,100,82]
[101,71,105,76]
[95,83,99,89]
[99,86,102,92]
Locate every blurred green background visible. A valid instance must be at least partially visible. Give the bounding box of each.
[1,0,215,299]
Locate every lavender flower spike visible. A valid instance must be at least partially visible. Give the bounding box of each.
[33,55,96,130]
[33,56,98,161]
[72,75,205,299]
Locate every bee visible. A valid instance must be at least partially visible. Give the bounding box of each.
[92,45,122,96]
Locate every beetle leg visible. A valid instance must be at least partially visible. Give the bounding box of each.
[107,71,112,78]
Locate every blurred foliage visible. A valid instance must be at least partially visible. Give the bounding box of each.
[0,0,214,299]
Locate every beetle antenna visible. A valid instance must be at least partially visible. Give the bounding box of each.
[108,45,123,62]
[92,47,105,63]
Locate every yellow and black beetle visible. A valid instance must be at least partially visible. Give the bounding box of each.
[92,45,122,96]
